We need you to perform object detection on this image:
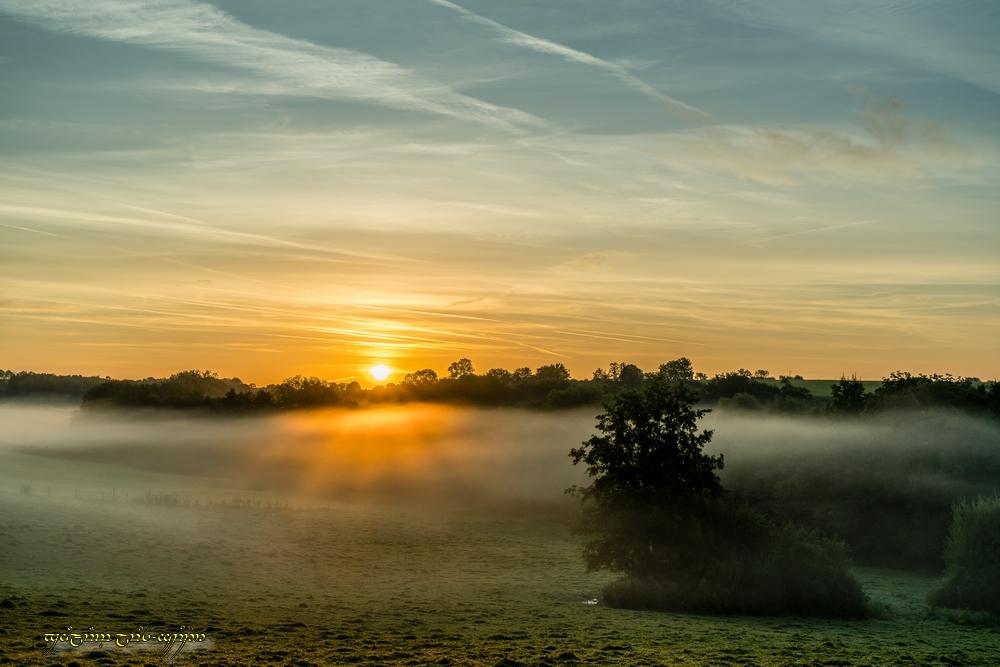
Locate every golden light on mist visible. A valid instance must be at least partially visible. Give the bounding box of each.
[262,405,457,497]
[370,364,391,382]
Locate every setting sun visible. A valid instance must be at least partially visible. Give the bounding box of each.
[369,364,391,382]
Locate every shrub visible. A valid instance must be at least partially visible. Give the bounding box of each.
[600,500,868,617]
[928,495,1000,614]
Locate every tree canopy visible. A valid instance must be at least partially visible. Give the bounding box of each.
[569,378,723,578]
[571,378,722,507]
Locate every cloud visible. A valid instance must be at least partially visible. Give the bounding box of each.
[0,222,69,238]
[550,250,627,274]
[0,0,543,130]
[427,0,708,121]
[0,202,410,263]
[667,95,978,185]
[741,220,871,246]
[712,0,1000,96]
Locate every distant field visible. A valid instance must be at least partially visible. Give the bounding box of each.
[756,378,882,398]
[3,492,999,666]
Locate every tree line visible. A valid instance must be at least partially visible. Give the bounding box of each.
[1,360,997,417]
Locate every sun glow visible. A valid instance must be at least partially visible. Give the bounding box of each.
[369,364,391,382]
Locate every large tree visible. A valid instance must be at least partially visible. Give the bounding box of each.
[657,357,694,382]
[447,358,475,379]
[569,377,723,577]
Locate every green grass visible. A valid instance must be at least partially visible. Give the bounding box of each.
[2,492,999,666]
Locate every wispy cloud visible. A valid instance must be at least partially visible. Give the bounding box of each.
[428,0,708,121]
[666,95,982,185]
[713,0,1000,96]
[0,0,543,130]
[0,222,69,238]
[742,220,871,246]
[0,202,411,263]
[550,250,627,274]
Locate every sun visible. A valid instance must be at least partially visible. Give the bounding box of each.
[369,364,391,382]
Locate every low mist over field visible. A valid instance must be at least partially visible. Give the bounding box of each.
[3,402,998,530]
[4,403,998,497]
[1,403,594,508]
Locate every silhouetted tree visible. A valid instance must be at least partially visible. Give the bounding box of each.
[703,371,780,404]
[658,357,694,382]
[402,368,438,388]
[3,371,108,398]
[447,358,474,379]
[617,364,644,389]
[830,375,868,414]
[570,377,723,577]
[870,372,989,413]
[535,363,570,385]
[512,367,533,381]
[270,376,339,409]
[484,368,512,381]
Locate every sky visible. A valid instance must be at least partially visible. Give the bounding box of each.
[1,0,998,385]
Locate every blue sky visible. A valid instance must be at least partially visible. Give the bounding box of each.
[1,0,998,382]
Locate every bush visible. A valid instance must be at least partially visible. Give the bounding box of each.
[599,500,868,617]
[702,372,781,404]
[929,495,1000,614]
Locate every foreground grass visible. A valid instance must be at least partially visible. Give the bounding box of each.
[2,493,999,666]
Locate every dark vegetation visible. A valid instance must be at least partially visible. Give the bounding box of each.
[78,370,253,409]
[5,358,997,418]
[0,370,108,399]
[721,409,1000,570]
[569,377,867,617]
[928,495,1000,614]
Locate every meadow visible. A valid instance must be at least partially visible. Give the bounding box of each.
[1,403,999,665]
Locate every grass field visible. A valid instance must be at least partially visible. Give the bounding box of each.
[2,403,999,665]
[3,492,1000,666]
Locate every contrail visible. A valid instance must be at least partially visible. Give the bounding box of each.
[744,220,871,245]
[429,0,709,121]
